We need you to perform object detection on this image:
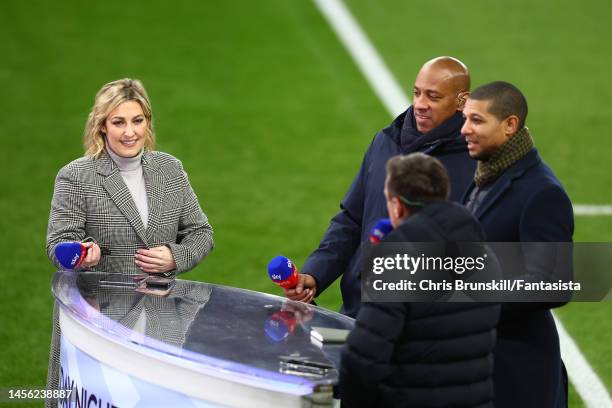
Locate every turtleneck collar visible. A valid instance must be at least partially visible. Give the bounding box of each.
[106,144,143,172]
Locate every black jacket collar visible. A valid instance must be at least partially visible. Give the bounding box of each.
[381,106,467,154]
[394,201,485,241]
[463,148,542,218]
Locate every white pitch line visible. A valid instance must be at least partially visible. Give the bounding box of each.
[574,205,612,216]
[554,314,612,407]
[313,0,611,218]
[312,0,409,117]
[314,0,612,405]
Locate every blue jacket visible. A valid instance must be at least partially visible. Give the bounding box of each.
[303,108,476,317]
[462,148,574,408]
[340,202,500,408]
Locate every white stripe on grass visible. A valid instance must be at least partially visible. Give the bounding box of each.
[314,0,610,218]
[554,315,612,407]
[574,205,612,216]
[312,0,409,117]
[314,0,611,405]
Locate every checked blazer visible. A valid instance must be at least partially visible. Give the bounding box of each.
[46,150,213,275]
[45,151,213,407]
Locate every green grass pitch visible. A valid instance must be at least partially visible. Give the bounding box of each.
[0,1,609,406]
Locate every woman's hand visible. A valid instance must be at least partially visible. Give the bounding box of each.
[134,246,177,274]
[80,242,101,268]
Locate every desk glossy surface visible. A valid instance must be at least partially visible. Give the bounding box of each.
[52,271,354,394]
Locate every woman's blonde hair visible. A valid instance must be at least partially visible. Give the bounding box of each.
[83,78,156,158]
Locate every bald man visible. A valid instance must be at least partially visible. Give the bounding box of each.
[284,57,475,317]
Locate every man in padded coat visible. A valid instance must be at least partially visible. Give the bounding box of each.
[339,153,500,407]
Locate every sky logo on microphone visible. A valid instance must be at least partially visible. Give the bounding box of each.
[70,253,80,266]
[267,255,298,288]
[369,218,393,243]
[55,241,87,270]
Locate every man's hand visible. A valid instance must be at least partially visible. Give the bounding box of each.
[283,273,317,304]
[134,246,177,274]
[80,242,101,268]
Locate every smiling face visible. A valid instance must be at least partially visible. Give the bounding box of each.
[102,100,147,158]
[412,67,465,134]
[461,99,514,160]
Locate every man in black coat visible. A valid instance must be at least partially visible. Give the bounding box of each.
[461,81,574,408]
[339,153,500,407]
[284,56,476,318]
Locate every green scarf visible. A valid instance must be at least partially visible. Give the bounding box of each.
[474,127,534,187]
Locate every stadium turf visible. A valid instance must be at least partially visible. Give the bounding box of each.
[1,1,609,406]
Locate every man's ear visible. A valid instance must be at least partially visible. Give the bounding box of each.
[456,91,470,110]
[390,197,400,219]
[504,115,520,137]
[392,197,409,220]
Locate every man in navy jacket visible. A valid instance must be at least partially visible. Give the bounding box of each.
[284,56,476,317]
[461,81,574,408]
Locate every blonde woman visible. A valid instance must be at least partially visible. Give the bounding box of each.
[45,79,213,406]
[47,78,213,276]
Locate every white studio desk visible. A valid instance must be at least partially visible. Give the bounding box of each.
[51,271,354,408]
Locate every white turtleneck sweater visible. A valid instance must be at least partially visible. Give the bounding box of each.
[106,147,149,229]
